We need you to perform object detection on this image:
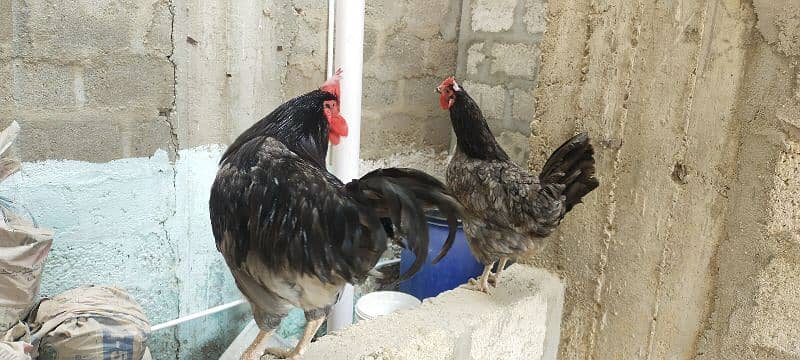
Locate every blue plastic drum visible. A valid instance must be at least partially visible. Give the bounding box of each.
[399,216,483,300]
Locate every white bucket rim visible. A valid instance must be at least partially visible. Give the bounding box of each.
[355,291,421,321]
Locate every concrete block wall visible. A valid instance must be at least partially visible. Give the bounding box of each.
[359,0,461,159]
[454,0,546,166]
[299,265,564,360]
[2,0,177,162]
[174,0,462,160]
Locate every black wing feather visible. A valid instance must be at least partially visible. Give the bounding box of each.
[211,137,464,284]
[211,137,383,283]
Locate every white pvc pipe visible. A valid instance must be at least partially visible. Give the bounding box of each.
[326,0,336,79]
[325,0,336,168]
[327,0,365,332]
[150,299,247,332]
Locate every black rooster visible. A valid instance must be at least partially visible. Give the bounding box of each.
[437,76,599,293]
[209,70,462,359]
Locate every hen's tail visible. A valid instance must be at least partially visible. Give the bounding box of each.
[539,132,599,212]
[345,168,464,280]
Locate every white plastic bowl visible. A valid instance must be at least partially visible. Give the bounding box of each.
[355,291,421,322]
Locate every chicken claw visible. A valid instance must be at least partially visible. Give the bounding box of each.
[486,273,498,287]
[467,277,491,294]
[465,264,494,294]
[488,257,509,287]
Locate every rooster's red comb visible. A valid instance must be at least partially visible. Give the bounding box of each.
[320,68,343,98]
[438,76,460,91]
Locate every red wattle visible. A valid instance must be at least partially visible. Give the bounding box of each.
[328,114,348,145]
[439,94,450,109]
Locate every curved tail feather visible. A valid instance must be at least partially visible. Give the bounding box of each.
[539,132,599,212]
[346,168,464,280]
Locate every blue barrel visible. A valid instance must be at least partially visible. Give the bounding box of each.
[399,216,483,300]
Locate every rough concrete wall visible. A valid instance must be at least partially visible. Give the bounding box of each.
[454,0,546,166]
[3,0,459,162]
[528,0,800,359]
[173,0,460,159]
[0,147,249,359]
[359,0,461,159]
[172,0,329,148]
[706,1,800,358]
[0,0,176,162]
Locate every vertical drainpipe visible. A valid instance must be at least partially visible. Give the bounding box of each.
[327,0,365,332]
[324,0,335,168]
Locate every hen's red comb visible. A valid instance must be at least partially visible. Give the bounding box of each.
[439,76,456,88]
[320,68,343,98]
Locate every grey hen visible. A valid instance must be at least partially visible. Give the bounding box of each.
[436,76,599,293]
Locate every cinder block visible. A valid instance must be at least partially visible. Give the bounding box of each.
[421,40,457,77]
[467,42,486,75]
[0,0,11,55]
[0,61,10,104]
[301,265,564,360]
[374,33,426,81]
[403,0,451,39]
[144,0,173,57]
[11,61,75,108]
[461,81,505,127]
[524,0,547,34]
[512,88,535,132]
[14,0,170,58]
[83,55,174,110]
[362,77,400,109]
[12,111,173,162]
[404,76,446,109]
[491,43,540,79]
[471,0,517,32]
[497,130,530,166]
[749,257,800,357]
[768,140,800,244]
[361,112,419,158]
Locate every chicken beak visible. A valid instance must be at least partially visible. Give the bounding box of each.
[435,86,441,94]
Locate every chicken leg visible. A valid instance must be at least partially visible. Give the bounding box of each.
[488,257,509,287]
[467,264,494,294]
[241,330,272,360]
[264,317,325,360]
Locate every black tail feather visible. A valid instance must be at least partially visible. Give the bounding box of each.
[539,132,599,212]
[347,168,464,280]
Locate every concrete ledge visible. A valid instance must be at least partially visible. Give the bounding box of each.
[303,265,564,360]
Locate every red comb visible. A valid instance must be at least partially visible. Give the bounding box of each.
[320,68,343,98]
[439,76,456,88]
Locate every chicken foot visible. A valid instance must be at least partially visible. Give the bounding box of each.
[241,330,273,360]
[263,317,325,360]
[467,257,510,293]
[488,257,509,287]
[467,264,494,294]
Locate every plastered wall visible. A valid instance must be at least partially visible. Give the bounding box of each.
[526,0,800,358]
